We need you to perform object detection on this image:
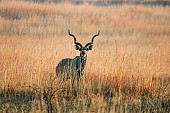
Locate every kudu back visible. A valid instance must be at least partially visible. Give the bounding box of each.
[55,30,100,84]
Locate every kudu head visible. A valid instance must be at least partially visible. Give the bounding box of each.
[68,30,100,57]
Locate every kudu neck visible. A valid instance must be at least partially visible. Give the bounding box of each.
[80,53,87,72]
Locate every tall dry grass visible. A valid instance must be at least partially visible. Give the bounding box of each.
[0,1,170,113]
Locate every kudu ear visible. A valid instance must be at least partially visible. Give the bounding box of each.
[74,44,81,50]
[74,42,83,50]
[85,42,93,51]
[87,45,93,50]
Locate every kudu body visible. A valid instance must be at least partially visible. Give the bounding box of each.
[55,30,100,84]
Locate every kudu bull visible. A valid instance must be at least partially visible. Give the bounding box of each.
[54,30,100,85]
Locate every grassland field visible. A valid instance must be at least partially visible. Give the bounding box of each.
[0,1,170,113]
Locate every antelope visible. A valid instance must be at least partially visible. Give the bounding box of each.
[54,30,100,85]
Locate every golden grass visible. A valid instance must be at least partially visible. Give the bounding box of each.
[0,1,170,113]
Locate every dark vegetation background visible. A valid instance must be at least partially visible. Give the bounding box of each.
[1,0,170,6]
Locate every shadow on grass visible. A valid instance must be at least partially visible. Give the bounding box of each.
[0,75,169,113]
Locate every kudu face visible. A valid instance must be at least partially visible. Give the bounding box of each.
[68,30,100,57]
